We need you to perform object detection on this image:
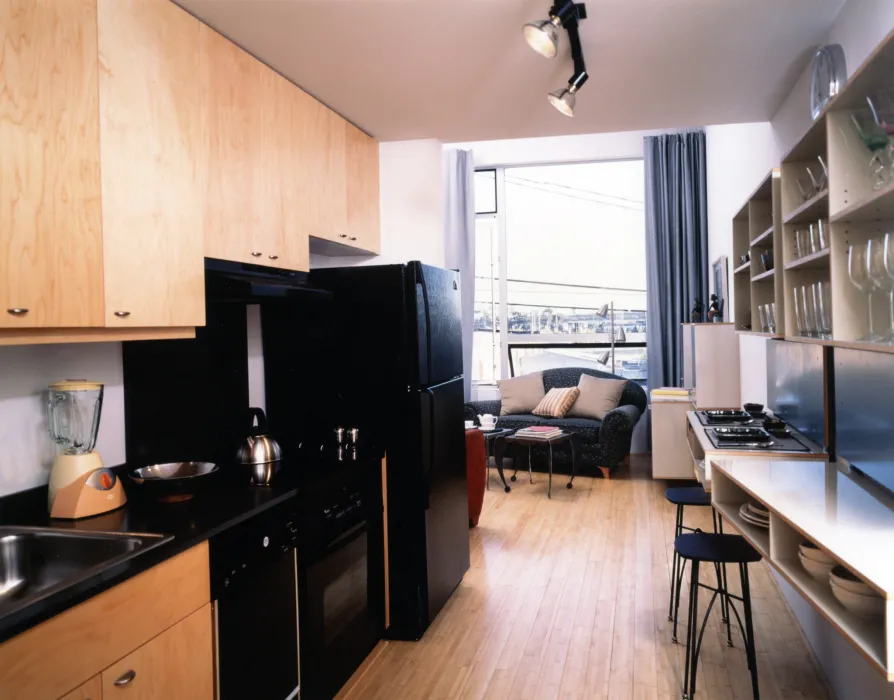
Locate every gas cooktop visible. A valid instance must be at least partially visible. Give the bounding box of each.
[704,425,810,452]
[696,410,758,426]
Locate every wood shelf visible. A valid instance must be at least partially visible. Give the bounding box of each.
[784,248,830,271]
[750,226,774,247]
[832,181,894,223]
[734,261,751,275]
[783,335,894,356]
[751,268,775,282]
[784,189,829,225]
[713,501,770,557]
[736,330,784,338]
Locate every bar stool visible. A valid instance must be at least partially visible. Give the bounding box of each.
[664,487,731,645]
[675,532,762,700]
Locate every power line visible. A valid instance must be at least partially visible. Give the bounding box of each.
[503,177,644,212]
[508,175,644,205]
[474,275,645,294]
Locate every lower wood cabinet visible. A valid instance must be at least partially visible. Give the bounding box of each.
[59,676,101,700]
[101,604,213,700]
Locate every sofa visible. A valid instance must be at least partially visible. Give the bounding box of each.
[464,367,646,478]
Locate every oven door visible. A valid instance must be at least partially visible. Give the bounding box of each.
[214,550,300,700]
[299,520,384,700]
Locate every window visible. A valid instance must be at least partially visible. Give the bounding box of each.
[472,160,647,387]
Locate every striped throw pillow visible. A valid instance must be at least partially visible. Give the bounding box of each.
[532,387,581,418]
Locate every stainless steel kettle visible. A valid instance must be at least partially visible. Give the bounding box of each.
[237,407,282,466]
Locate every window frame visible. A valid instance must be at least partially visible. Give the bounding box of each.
[472,162,646,386]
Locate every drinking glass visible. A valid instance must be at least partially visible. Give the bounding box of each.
[817,281,833,339]
[808,224,819,254]
[867,235,894,344]
[867,92,894,181]
[758,305,768,333]
[848,242,881,341]
[817,219,828,250]
[767,302,777,334]
[793,287,804,335]
[851,109,889,190]
[794,229,806,259]
[800,286,818,337]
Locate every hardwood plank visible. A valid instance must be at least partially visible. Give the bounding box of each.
[341,459,831,700]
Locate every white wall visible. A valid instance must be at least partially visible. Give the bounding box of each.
[311,139,445,269]
[0,344,126,497]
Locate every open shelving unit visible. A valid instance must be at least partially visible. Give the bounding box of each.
[731,169,784,334]
[733,27,894,352]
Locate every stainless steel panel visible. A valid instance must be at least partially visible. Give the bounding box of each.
[767,340,825,448]
[835,347,894,492]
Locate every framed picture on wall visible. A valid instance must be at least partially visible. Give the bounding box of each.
[712,256,729,322]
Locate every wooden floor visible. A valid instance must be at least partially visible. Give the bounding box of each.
[338,458,832,700]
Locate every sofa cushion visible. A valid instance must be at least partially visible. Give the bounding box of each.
[533,387,580,418]
[497,372,545,415]
[568,374,626,420]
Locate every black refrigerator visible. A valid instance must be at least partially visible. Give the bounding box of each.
[262,261,470,641]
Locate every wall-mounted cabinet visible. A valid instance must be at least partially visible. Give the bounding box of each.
[731,170,785,337]
[735,27,894,355]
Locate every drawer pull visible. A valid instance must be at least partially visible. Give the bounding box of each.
[114,669,136,687]
[6,308,28,315]
[114,311,131,318]
[349,236,357,241]
[268,254,279,260]
[339,234,348,238]
[251,251,262,257]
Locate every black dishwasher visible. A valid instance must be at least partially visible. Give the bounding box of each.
[211,499,300,700]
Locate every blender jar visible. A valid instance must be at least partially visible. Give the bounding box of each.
[47,381,104,454]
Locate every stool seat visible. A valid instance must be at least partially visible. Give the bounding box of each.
[665,486,711,507]
[675,533,762,564]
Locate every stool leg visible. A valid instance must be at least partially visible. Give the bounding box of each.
[672,505,687,642]
[712,511,733,647]
[741,563,761,700]
[667,505,682,622]
[682,560,700,700]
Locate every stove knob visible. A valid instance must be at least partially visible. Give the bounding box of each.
[263,536,270,548]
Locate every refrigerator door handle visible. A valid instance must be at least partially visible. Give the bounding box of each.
[421,387,436,510]
[416,264,432,387]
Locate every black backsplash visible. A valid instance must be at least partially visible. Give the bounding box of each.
[767,340,828,451]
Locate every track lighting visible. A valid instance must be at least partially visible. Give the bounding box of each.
[523,2,588,117]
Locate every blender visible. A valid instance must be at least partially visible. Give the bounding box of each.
[47,380,126,519]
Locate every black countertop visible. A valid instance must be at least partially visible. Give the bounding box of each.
[0,450,380,644]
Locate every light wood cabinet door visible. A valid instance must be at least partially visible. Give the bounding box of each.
[97,0,205,327]
[294,91,348,246]
[0,0,104,329]
[203,26,291,269]
[345,122,381,254]
[60,675,101,700]
[101,604,213,700]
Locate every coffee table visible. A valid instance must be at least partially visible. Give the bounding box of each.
[480,428,514,493]
[502,432,582,498]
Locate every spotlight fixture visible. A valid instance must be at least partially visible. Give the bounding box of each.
[523,1,588,117]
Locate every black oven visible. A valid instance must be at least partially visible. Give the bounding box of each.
[298,464,385,700]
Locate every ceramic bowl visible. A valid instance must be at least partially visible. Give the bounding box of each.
[799,542,834,565]
[798,551,835,583]
[830,579,884,617]
[830,565,874,595]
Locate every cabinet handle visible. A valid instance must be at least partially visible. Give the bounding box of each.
[251,252,262,257]
[349,237,357,241]
[113,669,136,687]
[6,308,28,315]
[268,254,279,260]
[114,311,131,318]
[339,234,348,238]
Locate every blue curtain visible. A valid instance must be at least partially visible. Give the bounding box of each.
[644,132,709,389]
[444,149,475,400]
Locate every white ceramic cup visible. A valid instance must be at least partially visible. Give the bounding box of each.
[464,420,474,429]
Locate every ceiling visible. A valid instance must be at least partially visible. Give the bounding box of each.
[178,0,846,143]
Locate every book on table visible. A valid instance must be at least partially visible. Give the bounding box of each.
[515,426,563,439]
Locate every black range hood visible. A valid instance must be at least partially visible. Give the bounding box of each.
[205,257,330,303]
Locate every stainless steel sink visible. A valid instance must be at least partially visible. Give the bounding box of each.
[0,527,169,615]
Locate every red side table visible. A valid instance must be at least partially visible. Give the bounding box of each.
[465,429,486,528]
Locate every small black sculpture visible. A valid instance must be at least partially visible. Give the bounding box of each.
[707,293,723,322]
[690,299,704,323]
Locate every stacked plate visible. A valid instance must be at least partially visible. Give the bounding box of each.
[738,500,769,529]
[830,565,884,617]
[798,541,836,582]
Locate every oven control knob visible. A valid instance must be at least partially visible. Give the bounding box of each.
[263,536,270,548]
[225,578,230,587]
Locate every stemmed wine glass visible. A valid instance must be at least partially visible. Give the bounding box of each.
[851,109,889,190]
[848,242,881,342]
[867,233,894,344]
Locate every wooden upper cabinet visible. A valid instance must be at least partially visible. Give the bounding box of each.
[97,0,205,327]
[345,122,381,254]
[101,604,213,700]
[0,0,104,329]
